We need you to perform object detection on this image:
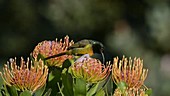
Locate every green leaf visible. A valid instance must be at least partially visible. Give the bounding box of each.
[60,58,74,96]
[95,89,105,96]
[0,89,7,96]
[104,76,114,95]
[74,78,86,96]
[30,53,35,62]
[37,53,45,60]
[43,88,52,96]
[87,83,99,96]
[34,84,46,96]
[117,81,127,93]
[145,89,152,96]
[48,71,55,82]
[1,84,10,96]
[62,59,72,69]
[48,67,62,82]
[0,77,5,96]
[0,76,4,89]
[62,72,73,96]
[6,85,18,96]
[19,90,32,96]
[46,67,62,96]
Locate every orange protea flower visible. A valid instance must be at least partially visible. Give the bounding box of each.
[32,36,74,67]
[0,57,48,94]
[112,56,148,89]
[113,88,148,96]
[71,56,111,83]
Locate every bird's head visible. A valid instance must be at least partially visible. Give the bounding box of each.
[89,40,105,63]
[89,40,104,54]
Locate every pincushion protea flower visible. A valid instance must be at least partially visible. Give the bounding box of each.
[113,88,148,96]
[71,56,111,83]
[0,57,48,94]
[112,56,148,89]
[32,36,74,67]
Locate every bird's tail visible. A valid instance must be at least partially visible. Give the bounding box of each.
[44,52,68,60]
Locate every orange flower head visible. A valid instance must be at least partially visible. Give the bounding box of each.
[32,36,74,66]
[71,56,111,83]
[113,88,148,96]
[0,57,48,94]
[112,56,148,89]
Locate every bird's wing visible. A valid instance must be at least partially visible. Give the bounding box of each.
[68,39,90,50]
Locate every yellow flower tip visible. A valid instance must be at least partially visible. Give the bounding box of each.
[113,88,122,96]
[0,57,48,93]
[32,36,74,67]
[71,56,111,83]
[112,56,148,89]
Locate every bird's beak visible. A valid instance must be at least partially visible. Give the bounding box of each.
[100,48,105,64]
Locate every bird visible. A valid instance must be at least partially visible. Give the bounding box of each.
[44,39,105,63]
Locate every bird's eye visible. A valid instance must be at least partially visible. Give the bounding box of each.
[100,48,104,51]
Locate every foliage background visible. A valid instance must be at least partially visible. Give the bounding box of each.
[0,0,170,95]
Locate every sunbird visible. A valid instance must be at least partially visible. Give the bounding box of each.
[44,39,105,63]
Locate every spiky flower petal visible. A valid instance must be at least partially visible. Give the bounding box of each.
[71,56,111,83]
[113,88,148,96]
[32,36,74,66]
[0,57,48,93]
[112,56,148,89]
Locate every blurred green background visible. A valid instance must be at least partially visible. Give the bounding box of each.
[0,0,170,95]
